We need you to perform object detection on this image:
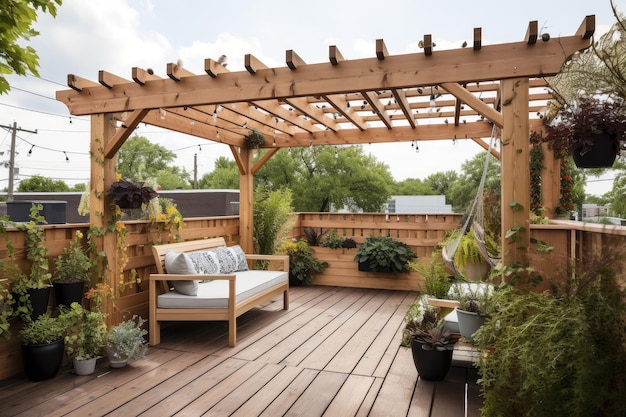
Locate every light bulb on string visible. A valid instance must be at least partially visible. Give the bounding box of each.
[27,144,35,156]
[64,151,70,163]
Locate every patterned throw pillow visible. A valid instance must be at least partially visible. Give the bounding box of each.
[187,250,220,275]
[228,245,248,271]
[164,251,198,296]
[214,246,238,274]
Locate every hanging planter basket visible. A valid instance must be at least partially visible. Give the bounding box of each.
[571,132,618,168]
[244,130,265,148]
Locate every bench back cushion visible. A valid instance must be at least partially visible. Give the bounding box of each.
[164,251,198,295]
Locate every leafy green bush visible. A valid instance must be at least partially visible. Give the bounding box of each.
[354,235,417,273]
[320,230,344,249]
[279,239,328,285]
[476,250,626,417]
[410,250,451,299]
[253,187,294,255]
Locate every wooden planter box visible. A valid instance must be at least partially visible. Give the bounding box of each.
[310,247,423,291]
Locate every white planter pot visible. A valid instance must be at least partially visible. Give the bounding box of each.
[73,357,97,376]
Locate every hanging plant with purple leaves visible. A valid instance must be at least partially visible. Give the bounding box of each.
[108,178,157,209]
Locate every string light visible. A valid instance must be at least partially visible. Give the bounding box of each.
[27,144,35,156]
[64,151,70,163]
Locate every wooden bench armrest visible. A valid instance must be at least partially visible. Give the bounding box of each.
[427,298,461,309]
[244,254,289,271]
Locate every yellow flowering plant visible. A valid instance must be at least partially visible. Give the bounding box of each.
[278,239,328,285]
[148,197,184,244]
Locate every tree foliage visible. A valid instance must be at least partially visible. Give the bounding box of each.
[117,136,190,188]
[390,178,436,196]
[0,0,62,94]
[256,146,393,212]
[198,156,239,189]
[446,152,501,213]
[17,174,69,192]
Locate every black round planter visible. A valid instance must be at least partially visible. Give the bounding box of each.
[53,281,85,308]
[22,338,65,381]
[26,287,51,322]
[410,339,453,381]
[571,132,618,168]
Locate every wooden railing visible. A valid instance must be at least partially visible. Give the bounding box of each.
[1,213,624,381]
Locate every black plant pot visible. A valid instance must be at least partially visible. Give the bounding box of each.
[410,339,453,381]
[571,132,618,168]
[357,260,393,273]
[288,273,303,286]
[53,281,85,308]
[22,338,65,381]
[26,287,51,322]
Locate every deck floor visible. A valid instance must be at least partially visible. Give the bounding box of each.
[0,286,482,417]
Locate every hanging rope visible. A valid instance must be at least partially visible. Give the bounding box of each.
[442,126,501,277]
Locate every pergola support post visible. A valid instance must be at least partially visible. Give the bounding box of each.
[90,113,119,326]
[500,78,530,271]
[541,142,558,218]
[239,148,254,253]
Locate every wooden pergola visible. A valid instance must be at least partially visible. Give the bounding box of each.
[56,16,594,292]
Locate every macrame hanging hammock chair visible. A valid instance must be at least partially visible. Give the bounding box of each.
[442,126,501,278]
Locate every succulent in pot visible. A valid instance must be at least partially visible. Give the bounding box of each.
[404,304,459,381]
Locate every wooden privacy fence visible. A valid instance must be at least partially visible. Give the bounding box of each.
[1,213,625,381]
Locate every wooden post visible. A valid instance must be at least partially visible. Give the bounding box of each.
[500,78,530,269]
[90,114,119,325]
[239,148,254,253]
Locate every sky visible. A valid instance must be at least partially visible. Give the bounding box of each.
[1,0,624,196]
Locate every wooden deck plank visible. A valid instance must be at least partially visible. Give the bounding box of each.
[408,378,436,417]
[201,362,285,416]
[0,287,481,417]
[430,367,468,417]
[3,348,183,417]
[325,290,408,374]
[283,370,349,417]
[230,366,305,417]
[298,290,391,371]
[353,290,417,377]
[257,368,319,417]
[279,289,377,367]
[368,345,417,417]
[137,358,249,417]
[100,353,223,416]
[235,287,363,362]
[322,374,376,417]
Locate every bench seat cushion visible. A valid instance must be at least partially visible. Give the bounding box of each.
[158,270,288,309]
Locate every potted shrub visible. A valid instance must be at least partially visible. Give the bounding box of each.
[354,235,417,273]
[62,303,107,375]
[52,230,94,308]
[0,279,14,340]
[545,96,626,168]
[108,178,157,210]
[278,239,329,286]
[404,302,459,381]
[106,315,148,368]
[449,281,494,342]
[19,313,66,381]
[11,204,53,322]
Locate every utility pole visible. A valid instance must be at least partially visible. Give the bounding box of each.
[193,153,198,189]
[0,122,37,201]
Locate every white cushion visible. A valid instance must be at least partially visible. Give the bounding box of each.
[157,270,288,309]
[164,251,198,296]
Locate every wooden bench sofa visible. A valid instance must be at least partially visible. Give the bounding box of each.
[149,237,289,347]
